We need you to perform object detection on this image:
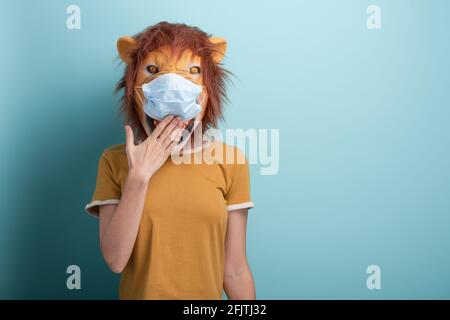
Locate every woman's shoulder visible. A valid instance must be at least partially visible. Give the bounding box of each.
[208,140,247,165]
[101,143,127,166]
[104,143,126,155]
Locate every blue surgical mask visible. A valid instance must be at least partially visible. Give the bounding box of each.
[136,73,205,121]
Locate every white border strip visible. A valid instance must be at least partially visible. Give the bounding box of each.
[85,199,120,217]
[227,201,255,212]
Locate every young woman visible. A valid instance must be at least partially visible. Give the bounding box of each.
[85,22,255,300]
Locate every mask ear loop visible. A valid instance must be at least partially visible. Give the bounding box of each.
[190,88,206,134]
[134,86,145,106]
[197,88,207,106]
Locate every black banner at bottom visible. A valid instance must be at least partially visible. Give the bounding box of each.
[0,300,447,318]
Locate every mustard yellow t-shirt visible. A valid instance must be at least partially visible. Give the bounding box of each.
[85,140,254,300]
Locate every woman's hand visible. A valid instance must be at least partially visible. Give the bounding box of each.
[124,115,185,182]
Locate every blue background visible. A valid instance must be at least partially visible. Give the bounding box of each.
[0,0,449,299]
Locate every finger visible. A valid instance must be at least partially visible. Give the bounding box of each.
[162,126,184,147]
[165,126,185,148]
[125,125,135,149]
[165,133,183,154]
[151,115,175,138]
[158,117,183,143]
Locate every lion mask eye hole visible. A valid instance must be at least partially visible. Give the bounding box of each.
[189,66,201,74]
[146,65,159,75]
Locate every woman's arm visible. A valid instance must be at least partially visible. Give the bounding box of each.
[98,173,149,273]
[98,116,185,273]
[223,208,256,299]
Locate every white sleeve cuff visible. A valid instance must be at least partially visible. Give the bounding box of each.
[86,200,254,216]
[85,199,120,217]
[227,201,255,211]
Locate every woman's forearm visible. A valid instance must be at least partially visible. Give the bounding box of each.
[100,170,150,273]
[223,264,256,300]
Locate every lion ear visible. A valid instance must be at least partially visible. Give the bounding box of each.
[117,36,139,64]
[209,37,227,64]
